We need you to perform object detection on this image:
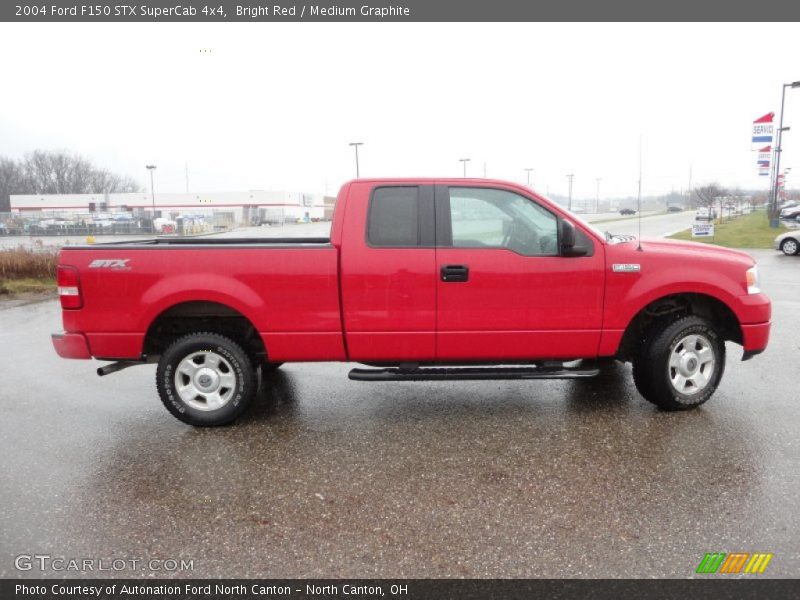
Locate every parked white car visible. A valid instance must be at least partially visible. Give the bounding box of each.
[775,230,800,255]
[695,207,717,221]
[153,217,177,233]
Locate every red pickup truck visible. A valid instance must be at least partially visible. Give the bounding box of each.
[52,179,771,426]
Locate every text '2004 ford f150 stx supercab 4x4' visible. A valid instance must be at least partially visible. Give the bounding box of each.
[52,179,771,426]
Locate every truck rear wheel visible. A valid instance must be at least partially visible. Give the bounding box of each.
[632,316,725,410]
[156,332,257,426]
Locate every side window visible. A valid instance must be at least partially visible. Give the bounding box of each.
[368,187,420,247]
[448,187,559,256]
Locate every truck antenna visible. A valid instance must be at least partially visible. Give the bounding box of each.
[637,135,643,252]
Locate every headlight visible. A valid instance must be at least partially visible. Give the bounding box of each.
[746,265,760,295]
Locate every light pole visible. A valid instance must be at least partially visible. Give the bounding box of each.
[773,126,790,215]
[771,81,800,226]
[459,158,471,178]
[146,164,157,233]
[524,168,534,186]
[595,177,601,213]
[566,173,574,211]
[779,167,792,203]
[348,142,364,178]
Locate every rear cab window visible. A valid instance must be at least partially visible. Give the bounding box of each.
[367,185,435,247]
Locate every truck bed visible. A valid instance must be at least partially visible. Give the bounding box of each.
[71,236,332,247]
[58,241,344,362]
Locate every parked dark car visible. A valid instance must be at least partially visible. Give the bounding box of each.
[779,206,800,220]
[620,208,636,215]
[667,206,683,213]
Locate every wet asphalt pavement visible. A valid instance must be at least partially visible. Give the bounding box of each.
[1,249,798,579]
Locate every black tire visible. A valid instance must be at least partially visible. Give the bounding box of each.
[632,316,725,411]
[156,332,257,426]
[262,361,284,372]
[780,238,799,256]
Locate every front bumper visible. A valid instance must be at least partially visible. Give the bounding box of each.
[735,293,771,357]
[741,321,771,357]
[737,293,771,324]
[52,332,92,359]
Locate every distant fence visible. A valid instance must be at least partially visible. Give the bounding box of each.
[0,210,239,252]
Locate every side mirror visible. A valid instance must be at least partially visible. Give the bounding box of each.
[561,220,588,257]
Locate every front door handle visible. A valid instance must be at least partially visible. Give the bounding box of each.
[441,264,469,282]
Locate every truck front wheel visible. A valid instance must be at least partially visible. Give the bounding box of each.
[156,332,257,426]
[632,316,726,410]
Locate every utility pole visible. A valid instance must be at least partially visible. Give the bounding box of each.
[566,174,574,211]
[146,164,157,233]
[525,168,534,186]
[595,177,601,213]
[349,142,364,178]
[459,158,471,178]
[772,81,800,226]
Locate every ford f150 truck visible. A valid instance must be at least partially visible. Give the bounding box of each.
[52,179,771,426]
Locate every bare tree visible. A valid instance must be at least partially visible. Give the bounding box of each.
[693,184,728,208]
[0,158,22,212]
[0,150,143,211]
[89,169,140,194]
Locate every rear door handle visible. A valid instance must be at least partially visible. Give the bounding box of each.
[441,264,469,282]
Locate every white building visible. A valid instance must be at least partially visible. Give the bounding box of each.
[9,190,327,224]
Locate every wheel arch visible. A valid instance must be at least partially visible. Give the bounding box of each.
[143,300,267,361]
[615,292,742,362]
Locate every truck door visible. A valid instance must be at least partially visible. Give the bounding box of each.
[434,184,605,361]
[340,183,437,361]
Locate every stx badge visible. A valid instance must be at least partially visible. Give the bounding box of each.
[89,259,131,269]
[612,264,641,272]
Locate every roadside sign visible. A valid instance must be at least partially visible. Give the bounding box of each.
[752,113,774,149]
[692,223,715,238]
[757,145,771,177]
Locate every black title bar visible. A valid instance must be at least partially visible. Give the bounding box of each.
[4,0,800,22]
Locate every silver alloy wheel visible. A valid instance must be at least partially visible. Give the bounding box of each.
[175,351,237,411]
[782,239,798,255]
[668,333,715,396]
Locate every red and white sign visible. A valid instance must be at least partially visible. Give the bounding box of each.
[752,113,774,149]
[757,145,771,176]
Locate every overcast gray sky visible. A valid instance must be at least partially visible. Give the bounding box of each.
[1,22,799,199]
